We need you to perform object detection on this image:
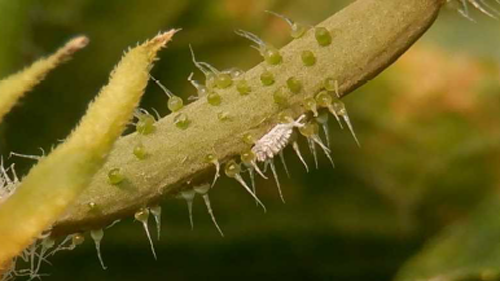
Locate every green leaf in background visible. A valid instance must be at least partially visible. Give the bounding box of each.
[396,193,500,281]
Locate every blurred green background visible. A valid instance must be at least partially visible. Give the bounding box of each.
[1,0,500,280]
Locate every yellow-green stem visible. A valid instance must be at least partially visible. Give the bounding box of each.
[51,0,443,235]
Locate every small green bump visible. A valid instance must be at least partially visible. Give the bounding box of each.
[174,113,190,130]
[315,91,333,107]
[134,208,150,222]
[108,168,124,185]
[273,87,289,106]
[136,114,156,135]
[277,111,293,124]
[240,149,256,165]
[168,96,184,112]
[216,73,233,89]
[263,47,282,65]
[72,233,85,246]
[324,78,337,92]
[331,98,346,114]
[205,153,217,163]
[315,27,332,46]
[133,143,147,160]
[242,133,254,145]
[260,70,275,86]
[286,77,303,94]
[224,160,241,178]
[236,79,251,95]
[217,111,231,121]
[299,121,319,137]
[303,97,318,116]
[207,91,222,106]
[301,50,316,66]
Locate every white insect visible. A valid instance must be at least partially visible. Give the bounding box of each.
[251,115,306,202]
[251,115,306,163]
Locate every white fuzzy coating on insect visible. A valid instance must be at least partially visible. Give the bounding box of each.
[251,115,306,162]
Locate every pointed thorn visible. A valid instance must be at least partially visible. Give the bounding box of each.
[211,161,220,188]
[252,161,268,179]
[202,194,225,237]
[234,174,267,212]
[279,151,290,178]
[307,139,319,169]
[293,141,309,173]
[321,124,331,149]
[269,160,285,203]
[248,168,258,206]
[312,136,335,169]
[141,221,157,260]
[342,115,361,147]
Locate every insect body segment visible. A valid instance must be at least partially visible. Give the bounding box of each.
[250,115,306,202]
[251,115,306,162]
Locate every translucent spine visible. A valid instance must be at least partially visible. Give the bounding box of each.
[193,184,224,237]
[134,208,157,260]
[299,121,335,169]
[90,229,106,270]
[265,10,309,39]
[205,153,221,187]
[235,29,282,65]
[179,189,196,230]
[224,160,267,212]
[150,205,162,240]
[150,75,184,112]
